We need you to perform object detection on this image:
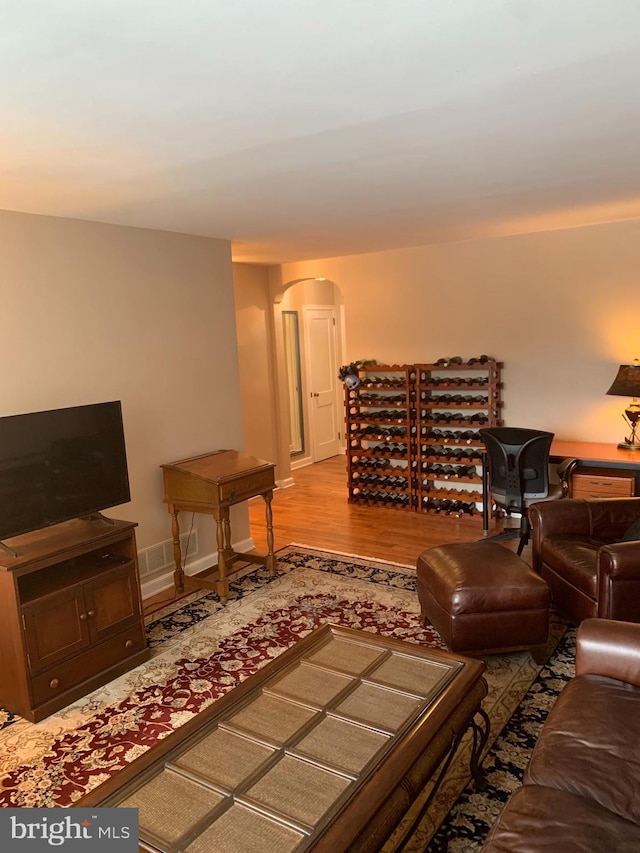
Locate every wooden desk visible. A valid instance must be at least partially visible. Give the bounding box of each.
[550,440,640,500]
[482,440,640,533]
[161,450,276,603]
[550,440,640,468]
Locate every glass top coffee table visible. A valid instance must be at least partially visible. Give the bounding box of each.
[79,624,488,852]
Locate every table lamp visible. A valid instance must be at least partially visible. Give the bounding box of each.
[606,359,640,450]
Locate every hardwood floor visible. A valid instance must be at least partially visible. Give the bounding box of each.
[249,454,518,566]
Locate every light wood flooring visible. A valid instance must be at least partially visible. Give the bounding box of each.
[248,455,523,565]
[145,455,525,614]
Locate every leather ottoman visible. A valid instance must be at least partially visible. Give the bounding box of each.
[416,542,550,663]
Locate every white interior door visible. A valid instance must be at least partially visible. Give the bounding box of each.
[304,306,340,461]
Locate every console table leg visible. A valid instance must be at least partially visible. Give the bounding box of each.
[215,514,229,604]
[170,505,184,593]
[264,491,276,572]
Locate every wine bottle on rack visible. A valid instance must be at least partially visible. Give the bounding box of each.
[445,501,463,517]
[457,464,477,478]
[458,430,482,444]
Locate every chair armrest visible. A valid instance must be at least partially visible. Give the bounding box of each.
[556,457,579,497]
[576,618,640,687]
[598,540,640,579]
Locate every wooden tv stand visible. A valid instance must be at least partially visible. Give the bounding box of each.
[0,518,150,722]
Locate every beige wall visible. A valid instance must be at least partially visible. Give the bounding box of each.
[233,263,279,466]
[278,219,640,444]
[1,209,246,562]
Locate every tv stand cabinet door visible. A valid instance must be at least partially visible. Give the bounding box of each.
[84,563,141,645]
[22,586,91,672]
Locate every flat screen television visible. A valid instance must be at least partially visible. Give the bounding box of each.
[0,401,131,542]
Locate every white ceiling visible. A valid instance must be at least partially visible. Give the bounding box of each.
[3,0,640,263]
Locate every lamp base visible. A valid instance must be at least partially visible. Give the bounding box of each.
[617,441,640,451]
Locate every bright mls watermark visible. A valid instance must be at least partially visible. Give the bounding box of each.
[0,809,138,851]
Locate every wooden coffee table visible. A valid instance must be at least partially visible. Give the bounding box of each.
[78,625,488,852]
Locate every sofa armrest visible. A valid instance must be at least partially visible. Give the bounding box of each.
[576,618,640,687]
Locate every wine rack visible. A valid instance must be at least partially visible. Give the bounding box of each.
[345,364,416,510]
[344,360,503,518]
[415,360,503,518]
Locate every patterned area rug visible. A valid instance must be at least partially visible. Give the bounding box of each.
[0,546,568,850]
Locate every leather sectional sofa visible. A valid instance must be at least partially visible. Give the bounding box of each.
[481,618,640,852]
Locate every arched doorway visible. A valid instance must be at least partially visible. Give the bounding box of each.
[275,277,345,473]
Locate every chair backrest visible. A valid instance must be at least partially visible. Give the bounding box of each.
[479,427,555,510]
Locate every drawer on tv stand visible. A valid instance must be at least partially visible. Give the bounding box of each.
[30,625,147,710]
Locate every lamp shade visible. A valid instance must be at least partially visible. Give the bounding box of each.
[607,362,640,397]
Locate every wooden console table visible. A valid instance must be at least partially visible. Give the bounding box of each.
[161,450,276,603]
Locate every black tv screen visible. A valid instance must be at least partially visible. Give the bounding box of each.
[0,401,131,541]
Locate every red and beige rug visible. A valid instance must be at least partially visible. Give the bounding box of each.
[0,546,566,850]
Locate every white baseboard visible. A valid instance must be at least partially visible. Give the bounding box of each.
[276,476,295,489]
[141,536,255,601]
[291,455,313,470]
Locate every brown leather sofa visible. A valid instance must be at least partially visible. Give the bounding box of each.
[482,618,640,852]
[530,497,640,625]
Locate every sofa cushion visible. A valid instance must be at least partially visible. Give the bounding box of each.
[524,674,640,825]
[621,516,640,542]
[539,535,602,598]
[482,784,640,852]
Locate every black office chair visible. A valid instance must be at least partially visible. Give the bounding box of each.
[479,427,570,555]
